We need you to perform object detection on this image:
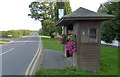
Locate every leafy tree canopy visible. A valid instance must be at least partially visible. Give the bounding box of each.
[28,1,72,37]
[54,1,72,33]
[101,2,120,43]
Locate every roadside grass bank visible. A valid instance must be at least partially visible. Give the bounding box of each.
[41,37,62,51]
[37,37,118,75]
[36,66,97,75]
[0,40,10,44]
[0,30,32,38]
[0,35,29,39]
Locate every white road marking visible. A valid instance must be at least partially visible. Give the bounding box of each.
[0,35,36,56]
[0,48,15,56]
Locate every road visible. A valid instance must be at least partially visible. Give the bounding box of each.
[1,33,41,75]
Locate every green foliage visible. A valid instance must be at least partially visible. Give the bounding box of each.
[101,20,116,43]
[68,32,76,42]
[28,1,55,21]
[101,2,120,42]
[28,1,72,36]
[38,28,42,35]
[28,1,56,38]
[0,30,32,38]
[0,31,8,38]
[42,19,56,38]
[60,34,67,44]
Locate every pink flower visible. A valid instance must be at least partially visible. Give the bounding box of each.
[70,35,73,36]
[66,41,77,54]
[69,51,72,54]
[70,32,73,33]
[73,42,77,44]
[73,45,77,47]
[66,48,69,51]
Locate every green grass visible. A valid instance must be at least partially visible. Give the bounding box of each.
[36,66,98,75]
[0,37,13,39]
[99,45,118,75]
[0,40,10,44]
[0,35,26,39]
[42,37,62,51]
[37,37,118,75]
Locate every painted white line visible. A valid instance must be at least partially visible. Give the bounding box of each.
[25,36,41,75]
[0,48,15,56]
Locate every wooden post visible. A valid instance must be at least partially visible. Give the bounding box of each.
[64,26,67,57]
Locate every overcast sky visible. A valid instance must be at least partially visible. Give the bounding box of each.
[0,0,108,31]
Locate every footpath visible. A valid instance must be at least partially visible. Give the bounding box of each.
[41,49,72,69]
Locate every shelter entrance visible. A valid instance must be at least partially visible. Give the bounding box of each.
[64,24,73,57]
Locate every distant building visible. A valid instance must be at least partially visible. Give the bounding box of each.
[7,35,13,37]
[97,1,111,13]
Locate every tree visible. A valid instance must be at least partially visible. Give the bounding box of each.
[43,19,56,38]
[28,1,48,20]
[100,2,120,43]
[28,1,57,38]
[28,1,72,38]
[54,1,72,33]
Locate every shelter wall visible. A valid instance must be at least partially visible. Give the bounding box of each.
[73,21,101,72]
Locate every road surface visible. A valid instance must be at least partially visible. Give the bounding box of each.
[1,33,41,75]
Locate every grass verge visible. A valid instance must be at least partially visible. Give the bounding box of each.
[37,37,118,75]
[41,37,62,51]
[36,66,98,75]
[0,40,10,44]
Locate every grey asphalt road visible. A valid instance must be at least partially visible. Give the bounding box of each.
[1,33,40,75]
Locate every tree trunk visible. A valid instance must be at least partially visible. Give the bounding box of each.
[50,33,54,39]
[50,35,54,39]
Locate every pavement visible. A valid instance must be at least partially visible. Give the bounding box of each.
[42,49,72,69]
[1,33,43,75]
